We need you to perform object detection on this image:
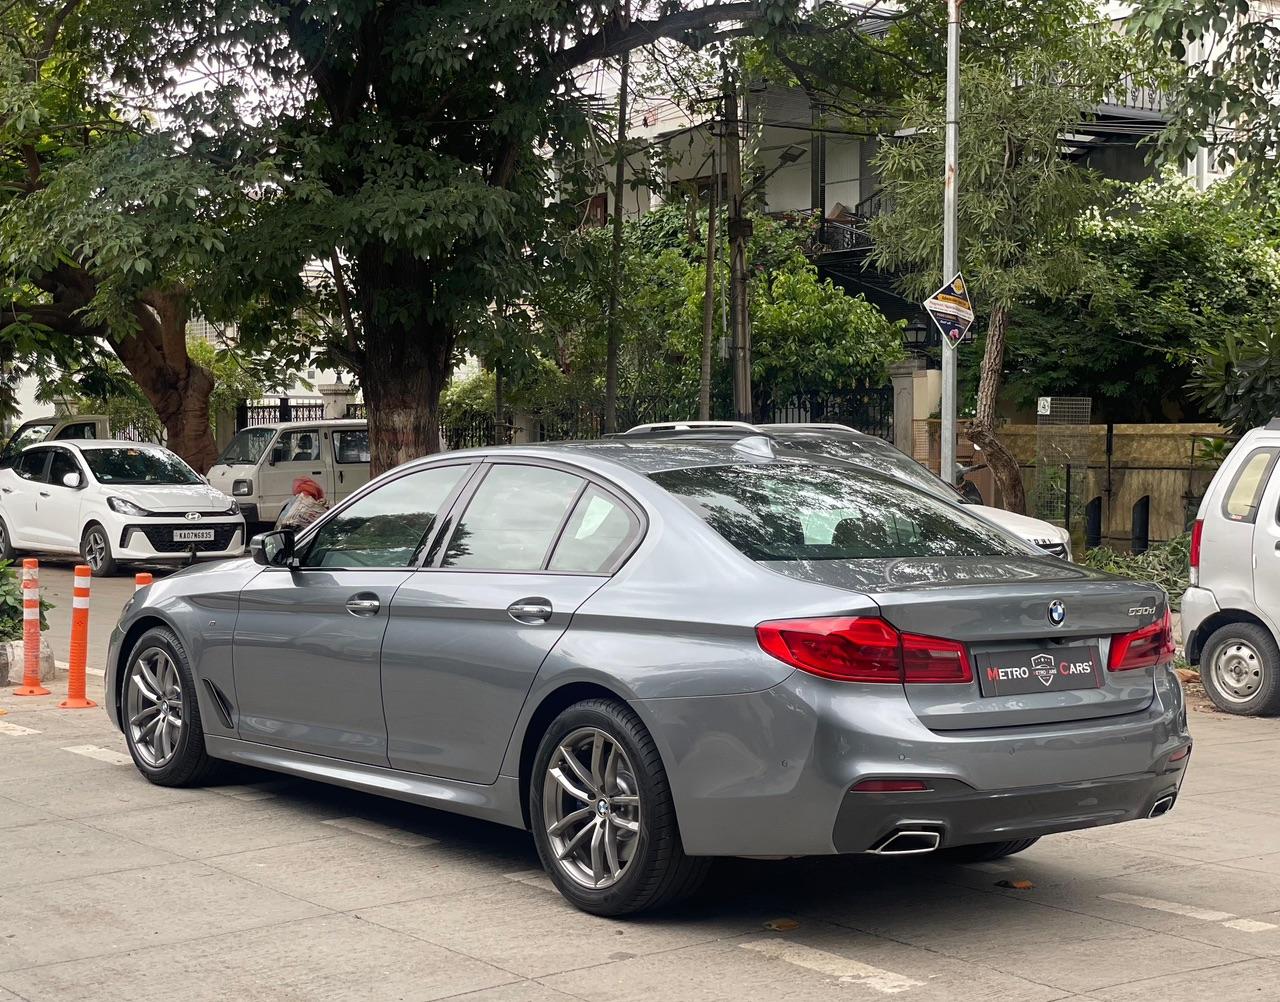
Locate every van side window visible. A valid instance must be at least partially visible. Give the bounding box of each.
[1223,448,1278,523]
[333,429,370,464]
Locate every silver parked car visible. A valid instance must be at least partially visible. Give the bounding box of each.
[1183,419,1280,714]
[106,437,1189,915]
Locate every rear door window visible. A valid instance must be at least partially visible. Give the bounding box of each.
[1223,448,1278,523]
[651,462,1024,561]
[442,465,584,571]
[548,485,639,573]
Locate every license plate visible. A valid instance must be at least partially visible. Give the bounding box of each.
[975,646,1103,696]
[173,529,215,542]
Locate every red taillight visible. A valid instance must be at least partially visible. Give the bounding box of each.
[1189,518,1203,586]
[756,616,972,684]
[1109,609,1176,671]
[850,779,931,793]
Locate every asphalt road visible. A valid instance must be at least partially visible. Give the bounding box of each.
[3,569,1280,1000]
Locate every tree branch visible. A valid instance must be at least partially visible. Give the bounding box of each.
[554,2,764,72]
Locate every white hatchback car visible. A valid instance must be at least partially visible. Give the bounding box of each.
[1183,419,1280,715]
[0,440,245,576]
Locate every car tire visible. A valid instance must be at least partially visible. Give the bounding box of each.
[529,697,710,916]
[121,626,220,787]
[81,523,118,577]
[0,515,14,561]
[1201,622,1280,716]
[935,837,1040,863]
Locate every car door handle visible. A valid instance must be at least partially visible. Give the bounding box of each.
[345,594,381,616]
[0,486,11,493]
[38,491,49,498]
[507,598,553,624]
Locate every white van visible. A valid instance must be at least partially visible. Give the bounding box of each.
[207,419,371,525]
[1182,419,1280,715]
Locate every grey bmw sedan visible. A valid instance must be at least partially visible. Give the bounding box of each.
[106,436,1189,915]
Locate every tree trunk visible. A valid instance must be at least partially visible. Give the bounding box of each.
[353,255,453,475]
[965,303,1026,514]
[113,288,219,473]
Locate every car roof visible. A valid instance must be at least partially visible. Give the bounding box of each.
[24,439,168,452]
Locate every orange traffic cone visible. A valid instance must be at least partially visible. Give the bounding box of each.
[59,565,96,709]
[13,558,49,697]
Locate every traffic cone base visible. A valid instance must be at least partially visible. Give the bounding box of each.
[13,684,51,697]
[58,696,97,709]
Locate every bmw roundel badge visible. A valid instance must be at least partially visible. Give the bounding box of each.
[1047,600,1066,627]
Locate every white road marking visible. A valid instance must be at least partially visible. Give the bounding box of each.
[61,744,131,766]
[504,869,554,891]
[1223,918,1279,933]
[1102,893,1234,922]
[320,816,435,848]
[741,940,923,994]
[0,720,40,736]
[86,666,105,677]
[1102,893,1277,933]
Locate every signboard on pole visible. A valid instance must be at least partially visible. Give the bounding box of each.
[924,273,974,347]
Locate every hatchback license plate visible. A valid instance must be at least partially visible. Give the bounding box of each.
[975,646,1103,696]
[173,529,215,542]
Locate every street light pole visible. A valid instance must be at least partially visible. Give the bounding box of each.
[724,68,752,423]
[940,0,961,484]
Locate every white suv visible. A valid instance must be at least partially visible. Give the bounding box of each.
[0,440,245,576]
[1182,420,1280,715]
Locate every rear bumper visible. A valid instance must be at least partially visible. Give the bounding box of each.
[1180,586,1220,663]
[831,768,1185,853]
[639,665,1190,858]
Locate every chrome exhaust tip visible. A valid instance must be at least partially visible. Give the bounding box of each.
[1148,794,1175,818]
[870,829,941,855]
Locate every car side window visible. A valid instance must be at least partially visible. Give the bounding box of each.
[548,485,639,573]
[16,449,50,482]
[1223,448,1277,523]
[48,450,81,487]
[442,465,584,571]
[333,429,370,465]
[299,465,469,568]
[271,430,322,464]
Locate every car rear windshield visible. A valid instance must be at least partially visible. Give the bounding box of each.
[82,447,201,485]
[216,427,276,466]
[650,462,1025,561]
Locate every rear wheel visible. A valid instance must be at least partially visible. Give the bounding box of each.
[1202,622,1280,716]
[935,837,1040,863]
[81,524,118,577]
[529,698,710,916]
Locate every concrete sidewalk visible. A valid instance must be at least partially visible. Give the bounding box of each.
[1,672,1279,1001]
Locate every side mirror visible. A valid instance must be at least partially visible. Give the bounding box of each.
[250,529,296,567]
[959,480,984,505]
[61,471,82,489]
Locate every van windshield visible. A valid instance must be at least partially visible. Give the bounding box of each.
[216,427,277,466]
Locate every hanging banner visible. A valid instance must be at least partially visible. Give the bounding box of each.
[924,273,974,347]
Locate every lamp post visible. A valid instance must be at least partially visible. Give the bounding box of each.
[940,0,962,483]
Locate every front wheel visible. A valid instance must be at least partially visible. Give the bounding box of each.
[529,698,710,916]
[81,524,118,577]
[1202,623,1280,716]
[122,626,219,786]
[0,515,14,561]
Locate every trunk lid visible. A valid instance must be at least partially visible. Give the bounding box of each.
[763,555,1167,730]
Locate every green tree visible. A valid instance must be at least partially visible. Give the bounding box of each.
[1130,0,1280,191]
[870,10,1127,513]
[103,0,809,474]
[0,1,307,471]
[988,170,1280,421]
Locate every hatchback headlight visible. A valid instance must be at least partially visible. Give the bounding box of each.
[232,479,253,496]
[107,497,150,516]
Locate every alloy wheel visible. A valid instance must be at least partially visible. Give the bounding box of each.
[541,726,642,889]
[1212,640,1264,703]
[125,647,185,767]
[84,530,107,572]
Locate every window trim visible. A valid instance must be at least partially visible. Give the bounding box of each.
[1221,447,1279,525]
[427,457,647,577]
[286,460,481,572]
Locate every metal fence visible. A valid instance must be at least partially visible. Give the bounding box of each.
[235,397,326,430]
[758,387,894,441]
